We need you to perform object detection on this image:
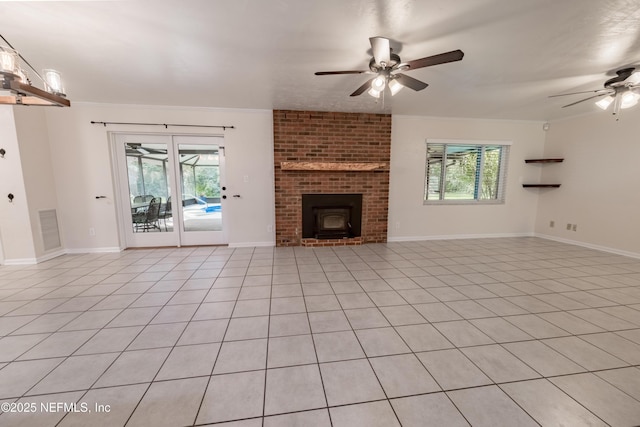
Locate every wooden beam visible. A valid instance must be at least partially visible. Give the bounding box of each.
[280,161,387,171]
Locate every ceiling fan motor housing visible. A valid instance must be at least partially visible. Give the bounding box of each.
[369,53,401,72]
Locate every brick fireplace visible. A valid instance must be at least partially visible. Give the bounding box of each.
[273,110,391,247]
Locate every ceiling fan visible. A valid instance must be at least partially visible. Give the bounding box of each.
[549,67,640,115]
[315,37,464,98]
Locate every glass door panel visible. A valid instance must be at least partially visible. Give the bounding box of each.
[173,136,226,245]
[114,134,226,248]
[115,134,179,247]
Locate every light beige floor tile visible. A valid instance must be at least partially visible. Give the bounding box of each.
[579,332,640,364]
[330,401,400,427]
[370,353,440,397]
[265,313,310,338]
[94,347,170,387]
[433,320,494,347]
[344,308,390,329]
[504,314,570,339]
[264,364,326,415]
[0,358,64,398]
[127,377,208,427]
[414,302,463,322]
[156,343,220,380]
[264,409,330,427]
[448,385,538,427]
[417,349,492,390]
[595,367,640,401]
[224,316,269,341]
[470,317,533,343]
[502,379,607,427]
[461,344,540,383]
[0,334,49,362]
[320,359,385,406]
[308,311,350,333]
[355,327,411,357]
[1,391,84,427]
[75,326,143,355]
[395,323,453,352]
[551,373,640,427]
[268,334,317,367]
[502,340,585,376]
[311,330,363,363]
[177,318,228,345]
[214,338,267,374]
[197,370,265,424]
[391,393,470,427]
[59,384,148,427]
[543,336,628,370]
[127,323,186,350]
[28,353,118,395]
[379,305,426,325]
[537,311,604,334]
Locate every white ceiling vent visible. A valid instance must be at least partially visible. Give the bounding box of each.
[39,209,61,251]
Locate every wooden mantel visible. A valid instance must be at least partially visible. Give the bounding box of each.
[280,161,387,171]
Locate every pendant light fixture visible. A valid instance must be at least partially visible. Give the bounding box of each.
[0,35,70,107]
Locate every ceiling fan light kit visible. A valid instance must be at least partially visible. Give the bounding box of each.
[550,67,640,116]
[315,36,464,99]
[0,38,70,107]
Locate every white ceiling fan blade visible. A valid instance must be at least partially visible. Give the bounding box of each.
[370,37,391,68]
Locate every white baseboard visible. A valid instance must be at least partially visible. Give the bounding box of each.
[65,247,123,254]
[2,247,123,265]
[228,241,276,248]
[387,232,534,242]
[2,248,66,265]
[2,257,39,266]
[535,233,640,259]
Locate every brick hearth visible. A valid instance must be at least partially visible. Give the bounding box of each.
[273,110,391,247]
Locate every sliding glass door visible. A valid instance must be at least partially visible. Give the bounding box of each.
[113,133,226,248]
[174,135,225,246]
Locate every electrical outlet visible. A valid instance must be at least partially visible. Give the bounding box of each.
[395,222,400,230]
[549,220,555,228]
[89,227,95,236]
[572,224,577,232]
[566,223,572,230]
[267,225,272,233]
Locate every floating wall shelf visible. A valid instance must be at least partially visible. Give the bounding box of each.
[523,157,563,188]
[524,158,564,163]
[280,161,387,171]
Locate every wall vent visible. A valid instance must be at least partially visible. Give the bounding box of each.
[39,209,61,251]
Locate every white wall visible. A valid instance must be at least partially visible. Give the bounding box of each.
[388,115,546,240]
[13,107,62,259]
[535,109,640,256]
[44,103,275,251]
[0,107,37,262]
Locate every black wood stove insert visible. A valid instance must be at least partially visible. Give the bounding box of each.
[301,194,362,239]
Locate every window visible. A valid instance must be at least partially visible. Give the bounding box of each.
[424,140,509,203]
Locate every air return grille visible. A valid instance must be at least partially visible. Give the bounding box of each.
[39,209,61,251]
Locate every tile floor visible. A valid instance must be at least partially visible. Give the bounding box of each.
[0,237,639,426]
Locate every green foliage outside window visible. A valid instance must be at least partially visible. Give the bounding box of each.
[425,143,507,203]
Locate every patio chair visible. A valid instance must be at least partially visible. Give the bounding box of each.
[133,194,155,204]
[159,196,172,231]
[132,197,161,232]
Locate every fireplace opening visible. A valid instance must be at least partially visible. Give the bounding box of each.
[314,207,351,239]
[302,194,362,239]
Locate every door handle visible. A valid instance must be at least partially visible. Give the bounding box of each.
[222,195,227,199]
[233,194,241,198]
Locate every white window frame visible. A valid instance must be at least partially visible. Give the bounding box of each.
[424,139,511,205]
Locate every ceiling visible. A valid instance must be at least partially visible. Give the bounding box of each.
[2,0,640,121]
